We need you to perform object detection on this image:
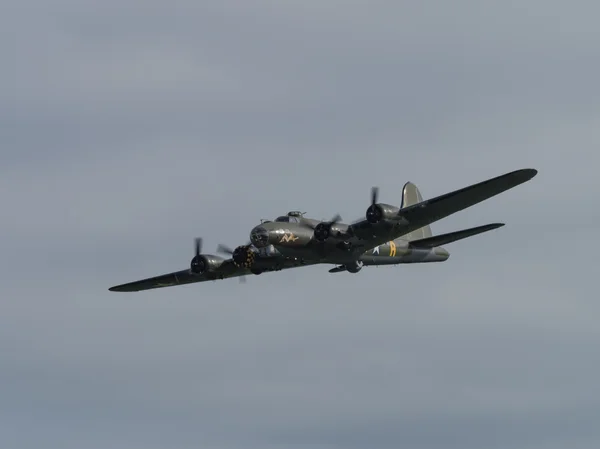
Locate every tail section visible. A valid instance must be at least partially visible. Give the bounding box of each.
[408,223,505,248]
[401,182,432,240]
[399,181,505,252]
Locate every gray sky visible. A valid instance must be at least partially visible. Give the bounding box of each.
[4,1,600,448]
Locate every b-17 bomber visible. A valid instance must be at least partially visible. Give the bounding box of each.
[109,168,537,292]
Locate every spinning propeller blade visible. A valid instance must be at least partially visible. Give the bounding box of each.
[216,242,251,283]
[371,186,379,205]
[217,244,234,255]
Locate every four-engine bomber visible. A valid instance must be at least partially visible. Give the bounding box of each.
[109,168,538,292]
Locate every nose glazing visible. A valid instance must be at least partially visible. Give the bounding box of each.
[250,226,269,247]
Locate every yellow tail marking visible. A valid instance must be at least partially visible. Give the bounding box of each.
[389,240,397,257]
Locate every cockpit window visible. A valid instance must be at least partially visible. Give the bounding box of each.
[275,216,290,222]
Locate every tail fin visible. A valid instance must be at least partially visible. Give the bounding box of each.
[401,182,432,240]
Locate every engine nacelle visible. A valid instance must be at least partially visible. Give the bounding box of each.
[313,222,331,241]
[190,254,226,274]
[365,203,400,224]
[232,245,256,268]
[345,260,364,273]
[314,222,350,242]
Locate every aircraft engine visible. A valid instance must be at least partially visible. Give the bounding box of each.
[314,222,336,241]
[190,254,226,274]
[313,222,328,241]
[366,203,400,224]
[365,186,401,224]
[345,260,364,273]
[232,244,256,268]
[312,214,349,242]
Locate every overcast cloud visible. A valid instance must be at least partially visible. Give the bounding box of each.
[4,1,600,448]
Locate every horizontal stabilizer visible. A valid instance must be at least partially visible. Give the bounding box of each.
[408,223,505,248]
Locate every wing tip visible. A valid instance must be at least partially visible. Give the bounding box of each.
[108,285,137,292]
[515,168,538,181]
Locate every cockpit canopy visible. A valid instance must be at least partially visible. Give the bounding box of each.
[275,216,299,223]
[274,211,304,223]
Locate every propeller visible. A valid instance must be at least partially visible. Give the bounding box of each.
[217,242,254,282]
[306,214,342,229]
[190,239,252,283]
[366,186,383,223]
[217,243,251,284]
[216,243,234,255]
[190,237,206,274]
[371,186,379,205]
[313,214,343,241]
[329,213,342,225]
[217,242,253,266]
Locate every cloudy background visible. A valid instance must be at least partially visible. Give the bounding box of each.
[4,1,600,448]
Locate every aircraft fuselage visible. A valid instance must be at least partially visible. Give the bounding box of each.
[249,218,449,267]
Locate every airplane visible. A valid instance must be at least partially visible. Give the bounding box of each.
[109,168,537,292]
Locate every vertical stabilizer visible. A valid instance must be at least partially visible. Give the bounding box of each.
[401,182,433,240]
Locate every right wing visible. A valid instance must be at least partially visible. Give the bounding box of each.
[108,262,249,292]
[394,168,536,229]
[348,168,537,251]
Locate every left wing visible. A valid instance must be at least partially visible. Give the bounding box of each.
[348,168,537,253]
[109,263,249,292]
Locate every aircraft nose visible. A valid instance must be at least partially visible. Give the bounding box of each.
[250,225,270,247]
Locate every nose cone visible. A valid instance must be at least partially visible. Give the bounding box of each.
[250,225,269,247]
